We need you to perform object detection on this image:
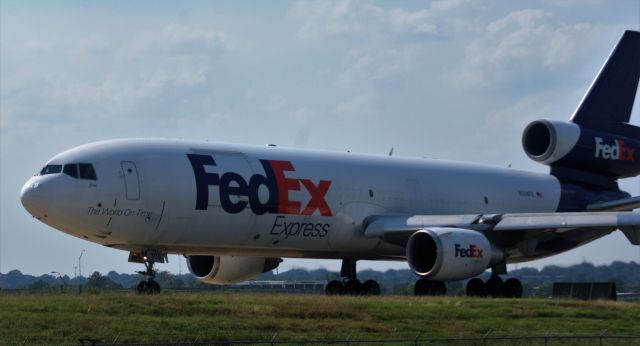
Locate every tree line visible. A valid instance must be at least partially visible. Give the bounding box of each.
[1,261,638,296]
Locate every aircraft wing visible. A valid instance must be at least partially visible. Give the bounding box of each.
[364,211,640,246]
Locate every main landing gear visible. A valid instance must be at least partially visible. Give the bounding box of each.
[325,259,381,296]
[466,269,523,298]
[414,279,446,296]
[129,250,167,294]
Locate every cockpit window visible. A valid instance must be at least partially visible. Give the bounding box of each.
[79,163,97,180]
[63,164,79,178]
[39,162,97,180]
[39,165,62,175]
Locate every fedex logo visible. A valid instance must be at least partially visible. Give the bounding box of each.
[594,137,635,161]
[454,244,483,258]
[187,154,332,216]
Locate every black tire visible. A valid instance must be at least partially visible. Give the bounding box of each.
[504,278,523,298]
[414,278,429,296]
[415,279,446,296]
[466,278,486,297]
[362,280,381,296]
[146,280,161,294]
[325,280,345,295]
[344,279,364,295]
[485,276,505,297]
[136,281,148,294]
[433,281,447,296]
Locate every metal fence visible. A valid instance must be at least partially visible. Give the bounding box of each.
[17,334,639,346]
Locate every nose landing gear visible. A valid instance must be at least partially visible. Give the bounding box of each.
[129,250,167,295]
[136,260,161,294]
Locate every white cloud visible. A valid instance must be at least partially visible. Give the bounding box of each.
[389,9,438,35]
[72,35,112,56]
[290,1,385,39]
[125,23,234,58]
[543,0,607,6]
[3,23,235,118]
[83,23,229,62]
[243,87,289,116]
[290,1,470,118]
[389,0,471,35]
[48,66,210,109]
[453,9,597,88]
[333,45,418,117]
[335,89,377,115]
[290,0,470,40]
[339,47,415,86]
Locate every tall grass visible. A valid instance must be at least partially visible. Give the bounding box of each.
[0,292,638,344]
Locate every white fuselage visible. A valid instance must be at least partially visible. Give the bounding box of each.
[21,139,562,261]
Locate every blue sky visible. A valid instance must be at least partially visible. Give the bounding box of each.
[1,0,639,276]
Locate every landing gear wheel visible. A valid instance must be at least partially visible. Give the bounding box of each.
[485,275,505,297]
[432,281,446,296]
[504,278,523,298]
[344,279,364,295]
[362,280,381,296]
[466,278,486,297]
[146,280,161,294]
[325,280,345,295]
[136,281,148,294]
[414,279,446,296]
[414,278,429,296]
[136,280,160,294]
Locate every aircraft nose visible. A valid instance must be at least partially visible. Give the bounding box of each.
[20,180,48,218]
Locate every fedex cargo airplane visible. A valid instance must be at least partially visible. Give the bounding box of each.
[20,31,640,297]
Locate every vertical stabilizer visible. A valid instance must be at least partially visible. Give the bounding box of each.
[570,30,640,134]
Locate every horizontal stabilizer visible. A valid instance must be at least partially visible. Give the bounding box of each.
[586,196,640,211]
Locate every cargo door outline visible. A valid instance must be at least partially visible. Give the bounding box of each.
[121,161,140,200]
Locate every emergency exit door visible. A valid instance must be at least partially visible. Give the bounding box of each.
[121,161,140,200]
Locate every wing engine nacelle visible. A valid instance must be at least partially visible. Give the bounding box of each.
[186,255,281,285]
[406,228,503,281]
[522,119,640,179]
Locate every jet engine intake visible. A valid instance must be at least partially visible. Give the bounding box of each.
[406,228,504,281]
[187,255,281,285]
[522,120,581,165]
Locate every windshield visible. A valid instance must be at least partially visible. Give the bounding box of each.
[39,165,62,175]
[40,163,97,180]
[79,163,97,180]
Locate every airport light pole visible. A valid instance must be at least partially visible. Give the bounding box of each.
[78,249,86,278]
[51,271,67,286]
[52,271,67,293]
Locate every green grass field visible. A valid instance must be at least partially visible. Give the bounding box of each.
[1,292,639,344]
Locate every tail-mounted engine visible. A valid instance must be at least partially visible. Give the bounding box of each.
[187,255,281,285]
[522,119,640,180]
[406,228,504,281]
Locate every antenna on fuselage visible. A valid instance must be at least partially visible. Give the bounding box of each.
[388,147,394,156]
